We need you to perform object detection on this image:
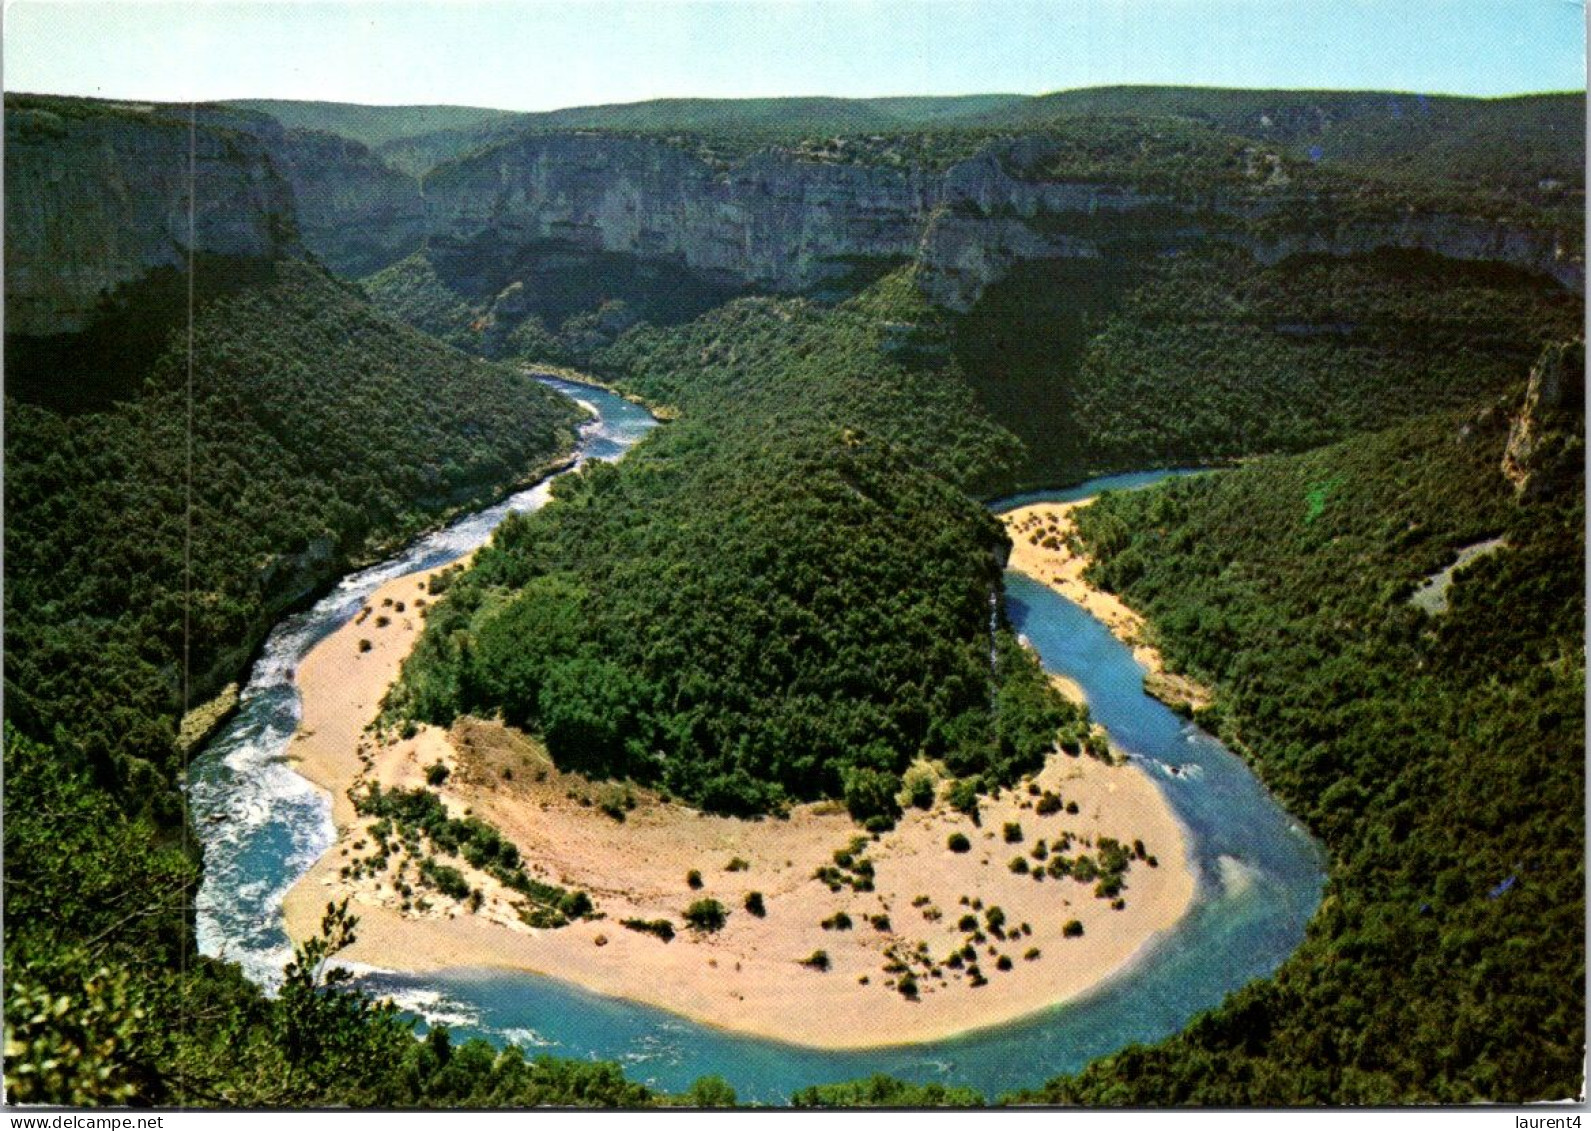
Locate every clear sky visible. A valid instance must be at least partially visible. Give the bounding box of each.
[3,0,1584,110]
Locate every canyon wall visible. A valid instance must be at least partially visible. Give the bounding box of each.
[4,102,301,335]
[421,133,1584,310]
[8,101,1581,343]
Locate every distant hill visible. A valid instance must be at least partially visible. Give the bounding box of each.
[229,93,1028,175]
[510,93,1025,134]
[978,86,1586,195]
[230,87,1584,192]
[227,98,522,149]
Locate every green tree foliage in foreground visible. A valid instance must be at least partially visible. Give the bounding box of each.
[1017,378,1584,1103]
[792,1073,984,1107]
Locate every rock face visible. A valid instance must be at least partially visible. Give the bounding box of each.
[4,102,301,335]
[421,134,938,295]
[1501,339,1586,498]
[264,129,426,277]
[8,99,1582,340]
[421,133,1585,311]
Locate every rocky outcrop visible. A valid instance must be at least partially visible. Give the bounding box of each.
[421,133,1584,312]
[421,133,938,295]
[265,129,426,277]
[5,101,301,335]
[1236,214,1583,293]
[1501,339,1585,498]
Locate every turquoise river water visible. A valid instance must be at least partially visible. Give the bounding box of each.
[191,380,1325,1103]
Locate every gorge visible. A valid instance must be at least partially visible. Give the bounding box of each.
[4,85,1583,1107]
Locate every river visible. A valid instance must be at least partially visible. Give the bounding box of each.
[190,380,1325,1103]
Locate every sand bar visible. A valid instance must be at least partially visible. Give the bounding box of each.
[281,563,1196,1050]
[1002,500,1212,712]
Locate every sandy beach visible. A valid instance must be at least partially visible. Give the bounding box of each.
[281,562,1196,1050]
[1002,501,1212,713]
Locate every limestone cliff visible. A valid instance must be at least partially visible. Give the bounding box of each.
[1501,339,1586,499]
[5,99,301,336]
[264,129,426,277]
[9,97,1581,342]
[420,133,1583,312]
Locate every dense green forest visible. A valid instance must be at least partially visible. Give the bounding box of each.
[361,246,741,366]
[592,273,1025,496]
[391,281,1075,815]
[2,256,694,1104]
[6,83,1584,1107]
[1015,363,1584,1102]
[952,248,1581,483]
[365,233,1576,497]
[6,257,583,805]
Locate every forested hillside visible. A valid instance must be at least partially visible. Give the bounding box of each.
[0,256,680,1104]
[392,276,1075,816]
[6,83,1583,1107]
[592,274,1024,496]
[981,87,1584,206]
[1016,354,1584,1102]
[953,248,1581,483]
[6,257,583,802]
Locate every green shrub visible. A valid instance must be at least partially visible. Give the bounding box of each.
[904,766,937,810]
[683,899,728,932]
[620,918,676,942]
[418,858,470,901]
[558,890,593,919]
[946,779,981,822]
[947,832,971,853]
[842,765,903,830]
[683,1075,738,1108]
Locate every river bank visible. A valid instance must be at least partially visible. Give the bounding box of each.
[1001,501,1212,714]
[194,426,1323,1095]
[281,563,1196,1050]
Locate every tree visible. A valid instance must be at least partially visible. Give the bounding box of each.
[842,765,903,830]
[904,765,937,809]
[275,899,414,1102]
[684,1074,738,1107]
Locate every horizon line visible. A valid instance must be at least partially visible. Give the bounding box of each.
[8,80,1585,116]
